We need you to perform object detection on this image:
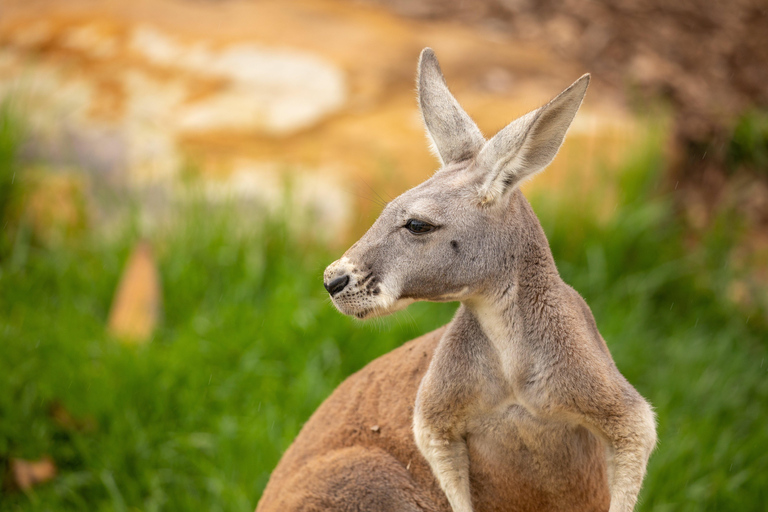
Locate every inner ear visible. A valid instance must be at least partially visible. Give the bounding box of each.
[475,74,590,204]
[417,48,485,166]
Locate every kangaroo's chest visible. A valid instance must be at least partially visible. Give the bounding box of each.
[463,403,609,511]
[454,323,609,511]
[469,325,546,411]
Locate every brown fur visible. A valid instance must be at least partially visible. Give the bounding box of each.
[256,327,610,512]
[259,49,655,512]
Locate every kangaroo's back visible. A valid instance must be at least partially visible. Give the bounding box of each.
[256,328,448,512]
[256,326,610,512]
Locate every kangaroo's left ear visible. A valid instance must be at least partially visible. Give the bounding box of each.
[418,48,486,166]
[475,74,590,204]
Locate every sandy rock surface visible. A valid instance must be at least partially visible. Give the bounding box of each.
[0,0,646,237]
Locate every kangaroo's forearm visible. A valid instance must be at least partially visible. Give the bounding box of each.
[597,400,657,512]
[414,415,474,512]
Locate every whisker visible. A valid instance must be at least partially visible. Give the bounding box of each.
[357,177,390,209]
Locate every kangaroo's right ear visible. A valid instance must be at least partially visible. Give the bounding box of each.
[418,48,485,167]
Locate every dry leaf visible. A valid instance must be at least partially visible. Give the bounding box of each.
[49,402,96,432]
[107,240,162,344]
[9,457,57,491]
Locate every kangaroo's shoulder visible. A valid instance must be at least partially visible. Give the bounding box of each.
[555,282,612,357]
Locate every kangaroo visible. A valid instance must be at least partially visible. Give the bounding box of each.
[256,48,656,512]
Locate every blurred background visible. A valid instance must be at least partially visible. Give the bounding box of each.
[1,0,766,510]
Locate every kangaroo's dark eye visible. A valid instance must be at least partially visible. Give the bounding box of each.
[405,219,436,234]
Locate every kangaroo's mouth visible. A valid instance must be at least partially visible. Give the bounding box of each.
[330,285,415,320]
[330,292,388,320]
[325,257,416,319]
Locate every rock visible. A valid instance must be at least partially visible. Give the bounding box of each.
[1,21,347,188]
[129,26,347,135]
[0,0,648,237]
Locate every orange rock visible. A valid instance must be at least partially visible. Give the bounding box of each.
[107,240,162,343]
[0,0,651,240]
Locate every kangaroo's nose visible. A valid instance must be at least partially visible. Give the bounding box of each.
[324,275,350,297]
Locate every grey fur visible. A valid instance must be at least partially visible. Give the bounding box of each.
[475,74,590,203]
[324,48,656,512]
[419,48,485,166]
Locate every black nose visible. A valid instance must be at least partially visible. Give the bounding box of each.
[324,275,350,297]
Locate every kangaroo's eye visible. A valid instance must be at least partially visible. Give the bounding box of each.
[405,219,436,234]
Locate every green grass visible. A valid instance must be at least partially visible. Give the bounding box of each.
[1,124,767,511]
[0,102,23,260]
[0,207,456,511]
[728,109,768,174]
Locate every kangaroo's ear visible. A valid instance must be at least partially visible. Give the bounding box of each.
[418,48,485,166]
[475,74,590,204]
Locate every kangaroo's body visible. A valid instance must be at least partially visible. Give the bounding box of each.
[256,49,655,512]
[257,327,609,512]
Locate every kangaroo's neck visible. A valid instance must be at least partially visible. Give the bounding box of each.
[509,191,559,290]
[463,190,561,348]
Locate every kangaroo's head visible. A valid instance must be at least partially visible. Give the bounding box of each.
[324,48,589,319]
